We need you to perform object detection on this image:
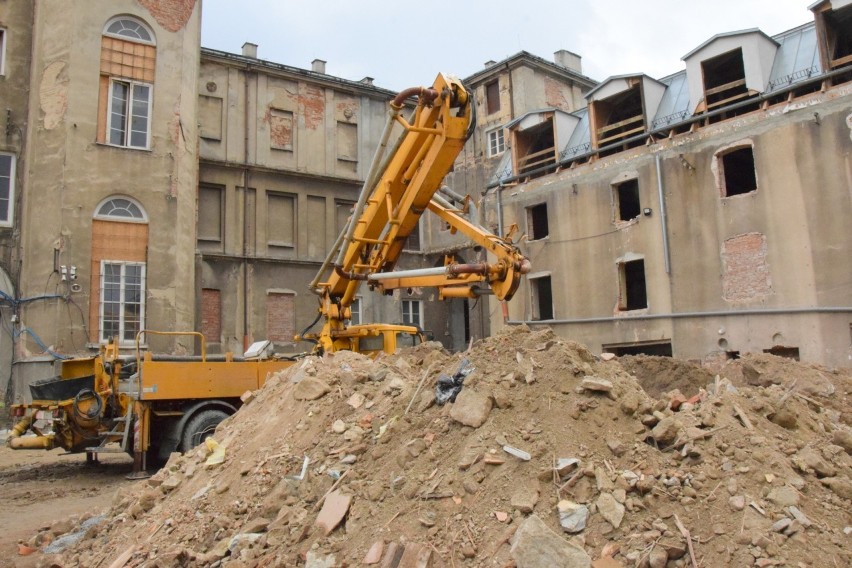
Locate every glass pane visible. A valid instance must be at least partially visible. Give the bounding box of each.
[130,85,150,148]
[109,82,129,145]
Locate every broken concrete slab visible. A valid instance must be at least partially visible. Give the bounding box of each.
[510,514,591,568]
[314,490,351,536]
[449,388,492,428]
[294,377,332,401]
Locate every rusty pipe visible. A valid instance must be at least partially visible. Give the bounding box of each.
[9,435,55,450]
[392,87,439,109]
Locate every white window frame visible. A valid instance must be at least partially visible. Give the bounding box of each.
[487,127,505,157]
[349,298,362,325]
[94,195,148,222]
[402,299,423,328]
[107,78,153,150]
[0,153,16,228]
[0,28,7,77]
[99,261,146,344]
[103,17,155,45]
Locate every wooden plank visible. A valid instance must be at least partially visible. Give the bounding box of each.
[597,114,643,135]
[706,91,751,109]
[704,78,746,96]
[597,125,646,145]
[830,53,852,67]
[516,146,556,165]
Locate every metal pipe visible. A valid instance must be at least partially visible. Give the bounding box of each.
[9,435,54,450]
[332,100,404,270]
[392,87,438,109]
[438,185,467,205]
[487,64,852,189]
[366,263,490,281]
[655,154,671,275]
[507,306,852,326]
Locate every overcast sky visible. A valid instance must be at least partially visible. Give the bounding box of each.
[201,0,814,91]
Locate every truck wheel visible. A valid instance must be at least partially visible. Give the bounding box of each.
[180,409,228,452]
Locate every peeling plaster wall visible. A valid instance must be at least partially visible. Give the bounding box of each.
[490,86,852,367]
[16,0,200,361]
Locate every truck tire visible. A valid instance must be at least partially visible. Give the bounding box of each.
[180,409,228,452]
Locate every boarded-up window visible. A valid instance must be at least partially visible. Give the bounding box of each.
[722,233,771,301]
[266,291,295,343]
[89,217,148,344]
[201,288,221,343]
[307,196,326,259]
[199,96,223,140]
[269,109,294,150]
[267,192,295,248]
[485,80,500,114]
[97,22,156,146]
[198,185,224,242]
[337,122,357,161]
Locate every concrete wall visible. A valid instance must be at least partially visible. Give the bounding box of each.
[491,84,852,367]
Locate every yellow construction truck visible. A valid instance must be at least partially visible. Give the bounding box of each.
[7,73,529,476]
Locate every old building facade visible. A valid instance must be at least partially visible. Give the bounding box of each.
[3,0,201,401]
[487,1,852,367]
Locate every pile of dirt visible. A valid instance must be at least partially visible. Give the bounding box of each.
[32,326,852,567]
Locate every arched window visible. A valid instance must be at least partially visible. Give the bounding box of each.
[94,196,147,221]
[98,16,156,149]
[103,17,155,44]
[90,196,149,344]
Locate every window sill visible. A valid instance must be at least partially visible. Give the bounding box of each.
[96,141,152,152]
[337,156,358,163]
[271,146,294,152]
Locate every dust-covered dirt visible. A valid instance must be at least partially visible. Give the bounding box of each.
[0,445,133,568]
[13,326,852,567]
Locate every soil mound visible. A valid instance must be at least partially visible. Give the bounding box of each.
[33,327,852,567]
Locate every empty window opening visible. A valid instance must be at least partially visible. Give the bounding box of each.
[530,276,553,321]
[822,5,852,70]
[0,28,6,77]
[763,346,800,361]
[618,258,647,311]
[701,48,750,112]
[720,146,757,197]
[526,203,549,240]
[614,179,641,222]
[485,80,500,114]
[604,341,672,357]
[726,350,741,360]
[514,119,556,178]
[487,128,505,157]
[592,85,645,153]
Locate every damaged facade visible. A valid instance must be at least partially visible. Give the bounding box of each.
[486,1,852,367]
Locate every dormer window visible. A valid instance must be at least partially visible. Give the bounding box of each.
[592,84,645,151]
[513,118,555,178]
[813,2,852,83]
[701,48,749,110]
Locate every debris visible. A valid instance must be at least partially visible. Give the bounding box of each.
[204,437,225,466]
[314,490,352,536]
[595,493,625,529]
[557,500,589,533]
[449,388,492,428]
[510,514,592,568]
[581,377,614,393]
[434,358,474,405]
[363,540,384,564]
[503,445,532,461]
[293,376,332,400]
[733,404,753,429]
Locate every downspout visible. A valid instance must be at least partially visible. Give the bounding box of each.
[500,62,515,324]
[655,154,671,274]
[242,65,252,350]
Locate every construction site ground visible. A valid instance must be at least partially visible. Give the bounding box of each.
[3,326,852,567]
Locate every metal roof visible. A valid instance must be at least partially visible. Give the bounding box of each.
[766,23,822,92]
[651,72,691,130]
[584,73,665,100]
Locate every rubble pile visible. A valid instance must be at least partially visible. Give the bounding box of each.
[35,327,852,567]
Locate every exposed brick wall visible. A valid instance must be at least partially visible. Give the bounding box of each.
[722,232,772,301]
[201,288,221,343]
[266,292,295,343]
[137,0,197,32]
